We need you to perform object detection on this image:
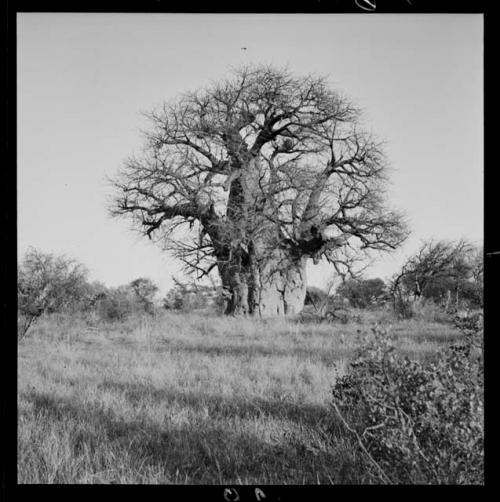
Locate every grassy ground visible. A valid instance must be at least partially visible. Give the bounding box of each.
[17,310,461,484]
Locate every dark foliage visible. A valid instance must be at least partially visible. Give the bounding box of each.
[331,314,483,484]
[336,278,387,309]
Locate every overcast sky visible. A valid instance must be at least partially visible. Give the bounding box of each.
[17,13,483,295]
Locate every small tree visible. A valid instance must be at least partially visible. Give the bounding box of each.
[163,287,185,311]
[129,277,158,314]
[390,239,482,317]
[17,247,89,339]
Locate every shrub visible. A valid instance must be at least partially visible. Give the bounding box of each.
[93,286,136,322]
[331,315,483,484]
[392,294,415,319]
[337,278,387,309]
[129,278,158,314]
[81,279,159,323]
[410,299,452,324]
[163,280,222,312]
[304,286,329,307]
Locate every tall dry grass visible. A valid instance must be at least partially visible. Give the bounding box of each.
[18,310,460,484]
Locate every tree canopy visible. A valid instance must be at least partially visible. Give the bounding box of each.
[111,65,408,315]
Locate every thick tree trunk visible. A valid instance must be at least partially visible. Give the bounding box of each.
[216,155,309,316]
[219,250,307,317]
[258,257,307,316]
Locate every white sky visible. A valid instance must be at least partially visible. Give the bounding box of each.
[17,13,483,295]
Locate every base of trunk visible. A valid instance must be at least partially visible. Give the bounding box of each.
[223,256,307,317]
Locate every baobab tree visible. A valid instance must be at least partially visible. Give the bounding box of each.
[110,65,407,316]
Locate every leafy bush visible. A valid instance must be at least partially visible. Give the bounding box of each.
[129,277,158,314]
[93,287,132,322]
[163,287,185,311]
[337,278,387,309]
[331,315,483,484]
[304,286,329,307]
[92,283,158,322]
[80,279,159,323]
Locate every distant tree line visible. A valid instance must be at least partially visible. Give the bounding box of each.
[18,238,483,338]
[304,239,483,319]
[17,247,159,339]
[17,247,230,340]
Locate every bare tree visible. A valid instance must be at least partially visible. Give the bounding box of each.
[111,65,407,316]
[390,239,481,315]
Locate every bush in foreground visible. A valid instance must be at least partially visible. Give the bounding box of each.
[331,314,483,484]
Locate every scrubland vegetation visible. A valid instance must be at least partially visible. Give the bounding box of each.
[17,243,484,484]
[17,62,484,484]
[18,308,482,484]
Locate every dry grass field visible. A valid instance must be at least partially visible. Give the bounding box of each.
[17,310,462,484]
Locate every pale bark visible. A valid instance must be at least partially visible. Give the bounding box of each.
[258,257,307,316]
[220,252,307,317]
